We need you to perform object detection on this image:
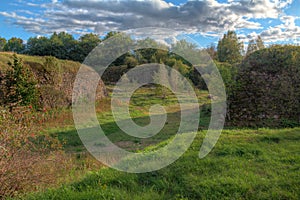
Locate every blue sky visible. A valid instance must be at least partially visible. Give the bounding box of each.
[0,0,300,47]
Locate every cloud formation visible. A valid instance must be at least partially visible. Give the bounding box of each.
[260,15,300,43]
[0,0,299,44]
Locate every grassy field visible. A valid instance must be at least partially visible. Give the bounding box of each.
[17,128,300,200]
[10,86,300,200]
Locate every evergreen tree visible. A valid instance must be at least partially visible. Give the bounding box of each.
[217,31,243,64]
[3,54,38,110]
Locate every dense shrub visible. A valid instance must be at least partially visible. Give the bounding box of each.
[0,106,70,198]
[1,54,38,110]
[228,45,300,127]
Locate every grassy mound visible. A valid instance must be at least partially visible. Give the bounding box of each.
[0,52,107,109]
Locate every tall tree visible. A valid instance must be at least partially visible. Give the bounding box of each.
[49,32,76,60]
[217,31,243,64]
[103,31,119,41]
[153,65,170,99]
[206,43,217,60]
[0,37,6,51]
[246,39,258,56]
[3,37,25,53]
[74,33,101,62]
[26,36,51,56]
[246,36,265,56]
[136,37,162,63]
[256,36,265,50]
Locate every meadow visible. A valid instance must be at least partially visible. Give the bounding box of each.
[9,86,300,200]
[0,45,299,199]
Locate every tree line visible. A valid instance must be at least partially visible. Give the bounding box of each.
[0,30,267,102]
[1,30,299,127]
[0,30,265,64]
[0,32,103,62]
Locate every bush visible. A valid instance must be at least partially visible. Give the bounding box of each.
[228,45,300,127]
[1,54,38,110]
[0,106,71,198]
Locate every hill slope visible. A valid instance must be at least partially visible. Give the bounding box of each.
[0,52,107,109]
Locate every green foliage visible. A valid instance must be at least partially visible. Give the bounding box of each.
[42,56,62,85]
[205,43,217,60]
[152,65,170,99]
[2,54,38,109]
[103,31,119,41]
[0,52,107,110]
[256,36,265,50]
[136,38,163,63]
[217,31,243,64]
[76,33,101,62]
[3,37,25,53]
[19,128,300,200]
[49,32,76,60]
[124,56,139,68]
[229,45,300,126]
[102,38,194,85]
[215,62,238,95]
[26,32,101,62]
[0,37,6,51]
[246,36,265,56]
[26,36,51,56]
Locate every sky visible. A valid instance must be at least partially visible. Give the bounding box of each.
[0,0,300,47]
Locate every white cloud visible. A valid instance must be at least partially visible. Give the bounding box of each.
[0,0,296,44]
[260,14,300,43]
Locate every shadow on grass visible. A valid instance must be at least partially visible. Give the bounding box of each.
[54,107,211,153]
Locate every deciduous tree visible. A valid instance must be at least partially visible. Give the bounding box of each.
[3,37,25,53]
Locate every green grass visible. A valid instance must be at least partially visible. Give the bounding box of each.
[14,85,299,200]
[0,52,81,72]
[49,86,210,152]
[17,128,300,200]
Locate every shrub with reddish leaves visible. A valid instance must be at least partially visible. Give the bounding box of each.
[0,106,71,198]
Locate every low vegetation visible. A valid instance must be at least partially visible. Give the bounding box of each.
[0,52,107,110]
[0,30,299,199]
[0,84,296,200]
